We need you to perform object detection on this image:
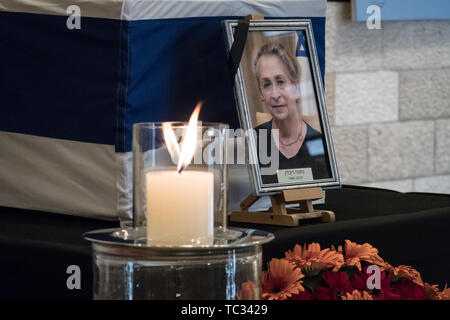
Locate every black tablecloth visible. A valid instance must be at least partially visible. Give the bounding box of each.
[1,185,449,299]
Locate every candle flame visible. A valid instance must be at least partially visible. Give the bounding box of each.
[163,122,180,164]
[178,101,202,173]
[162,102,203,174]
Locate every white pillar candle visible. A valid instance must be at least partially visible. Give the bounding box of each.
[146,170,214,245]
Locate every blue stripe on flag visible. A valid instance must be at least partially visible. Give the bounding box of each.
[296,30,309,58]
[0,11,325,153]
[0,11,120,145]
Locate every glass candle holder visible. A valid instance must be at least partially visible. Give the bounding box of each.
[132,122,228,246]
[85,227,274,300]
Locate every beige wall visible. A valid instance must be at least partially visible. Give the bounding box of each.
[326,2,450,194]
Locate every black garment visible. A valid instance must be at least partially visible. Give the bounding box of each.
[255,120,331,184]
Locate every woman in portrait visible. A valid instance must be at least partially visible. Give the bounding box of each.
[253,41,330,184]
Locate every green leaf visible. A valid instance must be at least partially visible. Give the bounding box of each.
[340,266,359,279]
[302,271,325,293]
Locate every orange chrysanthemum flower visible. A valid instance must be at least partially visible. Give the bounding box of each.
[390,265,424,287]
[341,289,374,300]
[261,258,305,300]
[435,284,450,300]
[368,257,394,272]
[237,281,256,300]
[285,243,344,273]
[423,283,440,300]
[336,240,383,271]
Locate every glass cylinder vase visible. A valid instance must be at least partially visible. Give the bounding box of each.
[132,121,229,246]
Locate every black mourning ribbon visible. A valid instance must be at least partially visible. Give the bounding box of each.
[227,19,250,85]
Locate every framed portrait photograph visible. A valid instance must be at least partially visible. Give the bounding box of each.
[225,19,340,195]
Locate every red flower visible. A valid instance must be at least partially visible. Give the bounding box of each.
[393,278,425,300]
[351,266,400,300]
[315,271,354,300]
[290,289,315,300]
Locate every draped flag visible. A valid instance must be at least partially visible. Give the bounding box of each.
[296,30,320,121]
[0,0,327,219]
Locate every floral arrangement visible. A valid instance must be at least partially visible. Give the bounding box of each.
[259,240,449,300]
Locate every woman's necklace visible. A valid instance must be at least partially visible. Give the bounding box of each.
[278,121,304,147]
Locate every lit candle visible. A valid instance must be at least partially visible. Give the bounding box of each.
[146,170,214,245]
[145,102,214,245]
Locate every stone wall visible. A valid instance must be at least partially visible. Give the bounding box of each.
[325,2,450,193]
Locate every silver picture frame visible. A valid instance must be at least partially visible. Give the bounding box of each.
[224,19,340,195]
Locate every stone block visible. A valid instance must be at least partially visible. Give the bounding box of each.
[399,69,450,120]
[414,174,450,194]
[331,125,368,184]
[335,71,398,125]
[363,179,414,193]
[326,2,382,73]
[436,118,450,174]
[368,121,434,180]
[383,20,450,70]
[325,73,335,125]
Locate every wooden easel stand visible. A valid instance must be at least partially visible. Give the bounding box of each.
[230,187,335,227]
